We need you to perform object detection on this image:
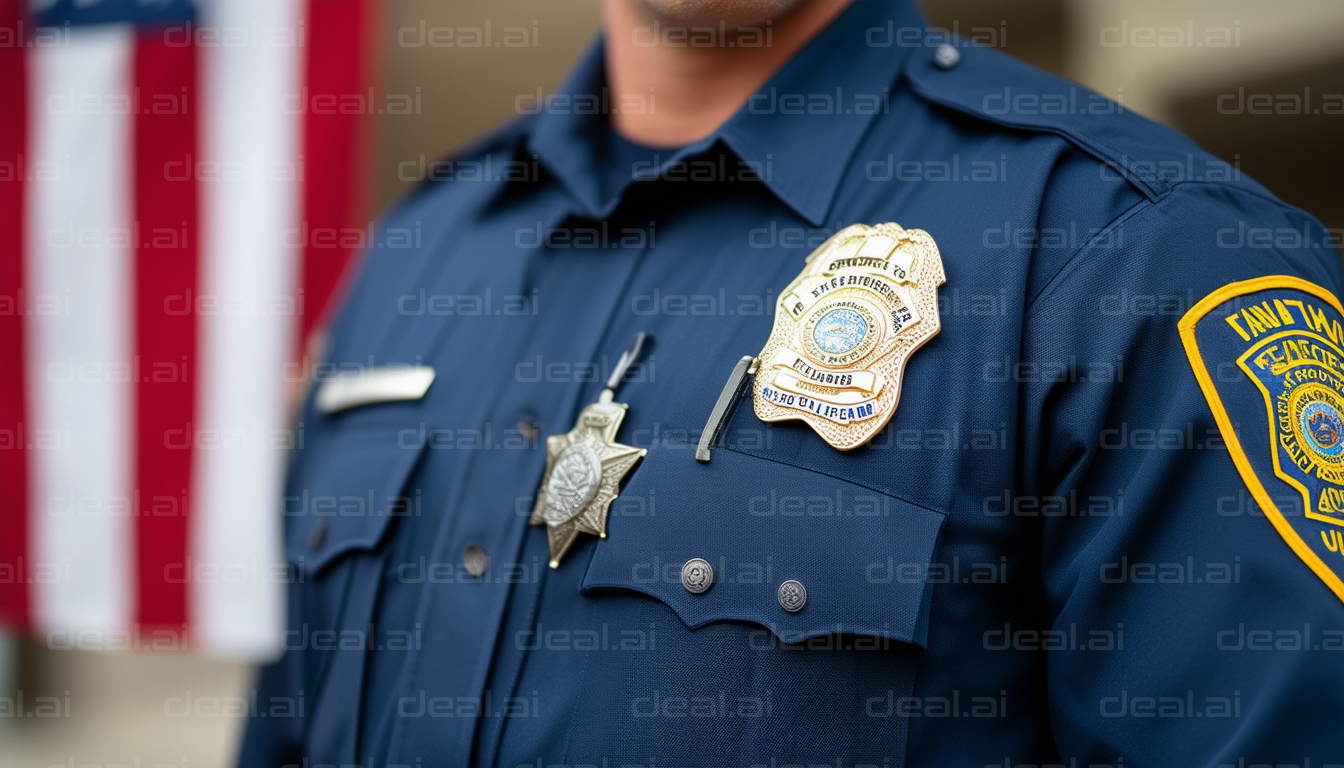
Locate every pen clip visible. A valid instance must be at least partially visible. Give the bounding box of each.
[696,355,757,463]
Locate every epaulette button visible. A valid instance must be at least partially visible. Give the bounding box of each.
[933,43,961,70]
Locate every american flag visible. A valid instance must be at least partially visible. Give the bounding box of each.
[0,0,377,658]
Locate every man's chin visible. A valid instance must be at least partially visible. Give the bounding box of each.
[637,0,805,28]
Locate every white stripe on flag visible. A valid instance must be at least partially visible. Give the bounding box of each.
[26,25,136,635]
[194,0,299,658]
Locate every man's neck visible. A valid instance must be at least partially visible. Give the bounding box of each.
[602,0,856,147]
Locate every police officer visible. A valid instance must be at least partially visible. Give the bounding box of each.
[240,0,1344,765]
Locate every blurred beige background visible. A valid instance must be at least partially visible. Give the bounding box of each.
[4,1,1342,766]
[369,0,1344,231]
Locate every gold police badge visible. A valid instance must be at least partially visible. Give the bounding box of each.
[753,223,945,451]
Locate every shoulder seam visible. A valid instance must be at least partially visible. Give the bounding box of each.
[1166,177,1320,216]
[1024,193,1161,313]
[1025,181,1335,314]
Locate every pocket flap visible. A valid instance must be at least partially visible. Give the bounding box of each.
[581,443,947,645]
[284,423,428,574]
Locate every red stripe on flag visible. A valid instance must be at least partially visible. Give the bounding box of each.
[132,29,197,630]
[301,0,378,346]
[0,0,29,630]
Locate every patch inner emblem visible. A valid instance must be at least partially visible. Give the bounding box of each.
[752,222,946,451]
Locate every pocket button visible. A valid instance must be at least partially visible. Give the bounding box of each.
[681,558,714,594]
[777,580,807,613]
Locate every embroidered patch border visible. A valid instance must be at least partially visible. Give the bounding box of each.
[1180,275,1344,603]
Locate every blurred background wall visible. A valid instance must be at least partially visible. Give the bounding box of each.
[3,0,1342,766]
[369,0,1344,232]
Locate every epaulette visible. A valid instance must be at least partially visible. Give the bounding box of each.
[902,42,1272,202]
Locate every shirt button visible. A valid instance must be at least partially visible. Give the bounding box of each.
[777,579,807,613]
[308,518,328,552]
[516,417,540,444]
[463,543,489,577]
[681,558,714,594]
[933,43,961,70]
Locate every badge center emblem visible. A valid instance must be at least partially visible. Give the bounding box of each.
[813,307,868,355]
[543,442,603,524]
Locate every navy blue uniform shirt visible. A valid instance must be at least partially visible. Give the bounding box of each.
[240,1,1344,766]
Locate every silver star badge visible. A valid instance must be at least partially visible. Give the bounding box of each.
[531,334,649,567]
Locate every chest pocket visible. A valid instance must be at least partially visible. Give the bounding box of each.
[513,438,949,768]
[280,412,430,766]
[284,414,429,575]
[582,439,948,646]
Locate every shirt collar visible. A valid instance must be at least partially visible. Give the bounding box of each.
[526,0,927,226]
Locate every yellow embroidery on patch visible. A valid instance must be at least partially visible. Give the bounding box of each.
[1179,275,1344,603]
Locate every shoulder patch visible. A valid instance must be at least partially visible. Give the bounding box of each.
[1181,276,1344,602]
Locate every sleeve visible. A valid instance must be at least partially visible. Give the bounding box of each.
[1020,183,1344,766]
